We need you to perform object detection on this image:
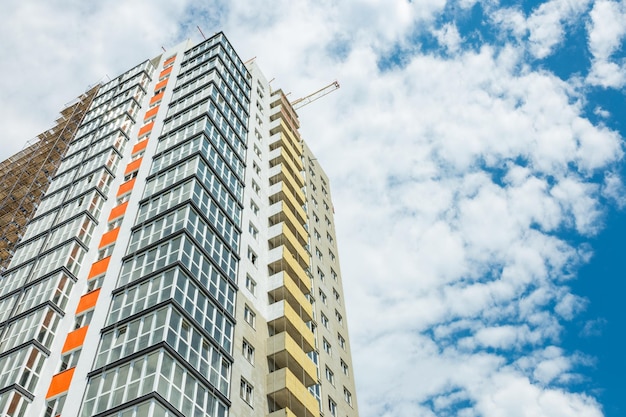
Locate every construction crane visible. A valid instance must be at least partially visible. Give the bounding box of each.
[291,81,340,110]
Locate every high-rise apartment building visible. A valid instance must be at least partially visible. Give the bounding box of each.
[0,32,358,417]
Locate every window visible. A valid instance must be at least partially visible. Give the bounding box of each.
[86,276,104,292]
[335,310,343,326]
[315,247,323,260]
[328,249,336,262]
[328,397,337,417]
[242,339,255,364]
[312,197,318,208]
[248,222,258,239]
[244,305,256,328]
[344,387,353,406]
[323,201,329,211]
[319,289,327,305]
[247,247,258,266]
[317,267,325,282]
[313,213,319,223]
[309,384,322,412]
[314,229,321,241]
[338,333,346,349]
[45,395,66,417]
[323,338,332,355]
[310,322,318,342]
[240,378,254,405]
[98,245,114,260]
[341,359,349,375]
[74,310,93,329]
[124,171,138,181]
[321,313,329,328]
[252,161,261,176]
[325,366,335,385]
[333,288,340,302]
[108,218,123,231]
[331,268,338,281]
[251,180,260,195]
[250,200,259,215]
[112,326,126,348]
[60,350,81,372]
[327,232,334,245]
[245,275,256,295]
[325,216,331,226]
[253,144,262,158]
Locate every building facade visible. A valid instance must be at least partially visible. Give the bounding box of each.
[0,33,358,417]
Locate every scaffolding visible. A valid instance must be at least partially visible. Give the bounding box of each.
[0,85,100,272]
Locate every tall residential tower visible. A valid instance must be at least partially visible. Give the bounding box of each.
[0,33,358,417]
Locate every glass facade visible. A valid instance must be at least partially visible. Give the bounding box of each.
[77,35,250,417]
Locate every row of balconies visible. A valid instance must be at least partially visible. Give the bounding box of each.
[265,107,320,417]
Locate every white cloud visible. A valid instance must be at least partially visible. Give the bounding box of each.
[602,171,626,208]
[526,0,591,58]
[586,0,626,87]
[491,0,592,59]
[593,106,610,118]
[435,23,463,53]
[580,317,608,337]
[555,291,588,319]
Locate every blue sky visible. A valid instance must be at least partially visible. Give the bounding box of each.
[1,1,625,416]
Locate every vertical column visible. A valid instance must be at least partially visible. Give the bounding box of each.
[265,90,319,417]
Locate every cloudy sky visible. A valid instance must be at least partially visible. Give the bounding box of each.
[1,1,625,416]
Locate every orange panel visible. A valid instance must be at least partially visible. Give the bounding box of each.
[99,227,120,249]
[88,256,110,279]
[76,289,101,314]
[46,368,75,399]
[62,326,88,353]
[132,139,149,156]
[149,92,164,105]
[117,178,136,197]
[108,202,128,222]
[144,106,159,121]
[154,79,168,92]
[159,66,173,79]
[137,122,154,138]
[124,158,143,175]
[163,55,176,67]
